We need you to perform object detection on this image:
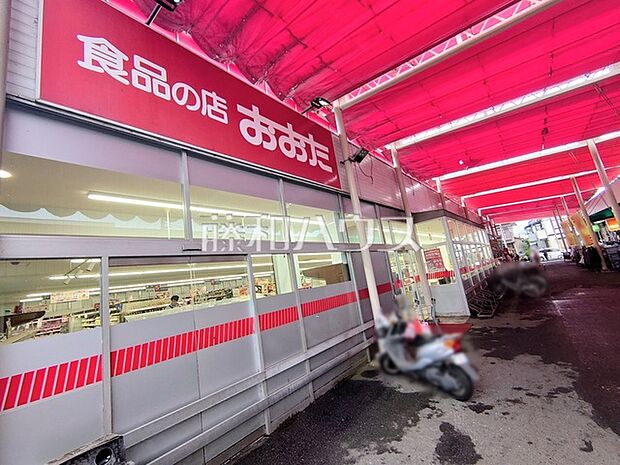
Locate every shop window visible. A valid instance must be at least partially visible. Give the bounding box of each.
[343,215,384,245]
[341,199,384,245]
[190,185,285,242]
[415,218,454,286]
[0,153,185,238]
[188,156,284,243]
[283,182,342,244]
[287,203,340,244]
[108,257,250,324]
[0,258,101,344]
[251,254,293,296]
[293,253,350,289]
[388,220,410,246]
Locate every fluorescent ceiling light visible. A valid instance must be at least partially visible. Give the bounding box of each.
[20,297,43,303]
[70,258,101,264]
[0,169,12,179]
[462,168,613,199]
[394,63,620,149]
[50,262,273,280]
[437,129,620,182]
[30,272,265,300]
[88,192,261,217]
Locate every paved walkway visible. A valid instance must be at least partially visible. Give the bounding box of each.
[232,261,620,465]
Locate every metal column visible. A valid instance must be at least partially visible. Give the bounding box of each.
[552,206,568,251]
[390,146,432,311]
[587,139,620,225]
[561,195,581,247]
[570,177,607,270]
[333,103,386,326]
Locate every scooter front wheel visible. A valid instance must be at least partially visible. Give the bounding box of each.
[379,353,400,375]
[445,364,473,401]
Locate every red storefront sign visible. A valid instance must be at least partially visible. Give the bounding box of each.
[39,0,340,189]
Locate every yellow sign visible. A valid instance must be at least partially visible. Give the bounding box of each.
[561,220,577,247]
[606,218,620,232]
[571,212,595,246]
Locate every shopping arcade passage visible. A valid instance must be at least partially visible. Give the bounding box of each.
[116,0,620,223]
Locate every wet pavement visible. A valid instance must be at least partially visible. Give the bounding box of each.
[232,261,620,465]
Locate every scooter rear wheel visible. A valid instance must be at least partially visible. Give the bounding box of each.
[379,353,400,375]
[446,364,473,401]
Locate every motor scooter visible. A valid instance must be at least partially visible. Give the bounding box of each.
[376,300,478,401]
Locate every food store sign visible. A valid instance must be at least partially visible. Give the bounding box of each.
[38,0,340,189]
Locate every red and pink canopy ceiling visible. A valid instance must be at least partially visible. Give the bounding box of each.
[111,0,620,223]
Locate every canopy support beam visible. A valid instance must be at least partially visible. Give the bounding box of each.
[561,196,582,247]
[390,145,433,314]
[339,0,561,110]
[587,139,620,226]
[570,177,607,271]
[552,206,568,252]
[333,103,386,326]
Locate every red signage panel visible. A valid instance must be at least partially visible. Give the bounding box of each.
[39,0,340,188]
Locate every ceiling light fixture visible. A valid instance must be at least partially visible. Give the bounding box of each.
[0,169,12,179]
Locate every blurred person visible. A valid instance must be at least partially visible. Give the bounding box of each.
[169,295,180,308]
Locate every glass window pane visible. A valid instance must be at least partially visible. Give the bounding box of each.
[190,185,284,242]
[0,153,184,238]
[293,253,350,289]
[447,218,459,241]
[109,258,249,324]
[389,220,409,246]
[382,220,394,245]
[415,218,447,247]
[342,199,383,245]
[252,254,293,296]
[287,203,339,244]
[1,258,101,344]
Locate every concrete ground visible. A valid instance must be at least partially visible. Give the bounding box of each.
[232,261,620,465]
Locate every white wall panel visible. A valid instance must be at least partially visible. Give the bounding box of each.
[0,329,104,465]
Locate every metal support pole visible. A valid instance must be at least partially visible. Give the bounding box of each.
[561,195,582,247]
[0,0,12,173]
[587,139,620,225]
[246,256,272,434]
[180,151,193,240]
[571,177,607,270]
[552,206,568,251]
[100,256,113,434]
[333,103,386,326]
[390,145,432,312]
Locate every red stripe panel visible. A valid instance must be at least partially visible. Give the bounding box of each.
[0,317,252,412]
[259,306,299,331]
[86,356,99,385]
[65,360,79,392]
[0,377,8,410]
[4,374,22,410]
[30,368,46,402]
[17,371,34,407]
[76,357,89,389]
[53,363,68,396]
[301,291,357,317]
[42,365,57,399]
[377,283,392,294]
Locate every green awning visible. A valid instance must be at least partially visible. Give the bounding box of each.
[590,207,614,223]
